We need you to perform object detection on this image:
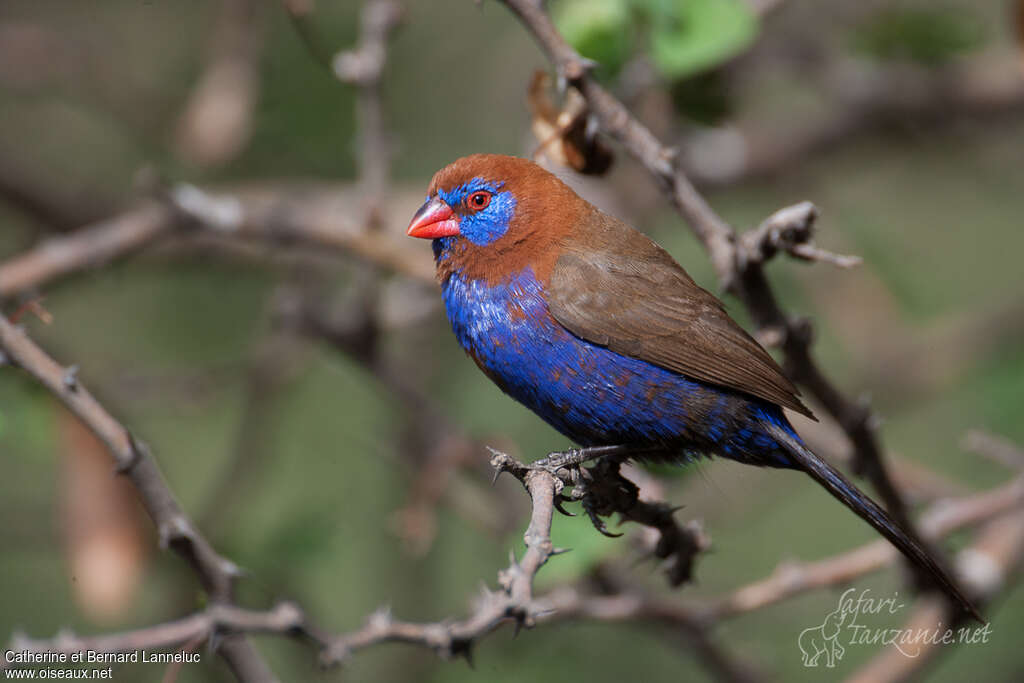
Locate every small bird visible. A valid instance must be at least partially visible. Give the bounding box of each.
[407,153,979,619]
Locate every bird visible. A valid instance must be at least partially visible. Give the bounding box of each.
[406,153,980,620]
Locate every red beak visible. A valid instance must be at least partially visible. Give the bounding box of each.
[407,197,460,239]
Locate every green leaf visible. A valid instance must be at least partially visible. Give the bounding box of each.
[647,0,759,80]
[554,0,634,77]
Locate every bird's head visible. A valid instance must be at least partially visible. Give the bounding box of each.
[407,154,586,282]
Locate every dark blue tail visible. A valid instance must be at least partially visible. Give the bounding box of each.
[761,421,982,622]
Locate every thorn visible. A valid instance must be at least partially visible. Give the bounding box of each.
[452,639,475,668]
[561,58,597,82]
[157,516,192,549]
[320,642,351,669]
[550,546,572,556]
[117,432,145,474]
[531,606,557,621]
[368,605,393,630]
[221,559,244,579]
[62,364,79,392]
[486,446,512,482]
[207,629,222,653]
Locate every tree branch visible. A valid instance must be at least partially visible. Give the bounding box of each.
[0,183,435,301]
[0,315,276,680]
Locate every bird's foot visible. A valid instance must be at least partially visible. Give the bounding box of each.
[488,445,640,531]
[533,444,632,471]
[565,459,640,538]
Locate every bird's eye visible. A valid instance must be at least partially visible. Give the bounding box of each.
[466,191,491,212]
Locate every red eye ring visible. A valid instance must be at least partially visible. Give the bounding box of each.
[466,191,491,212]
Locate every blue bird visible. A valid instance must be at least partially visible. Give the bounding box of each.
[407,153,979,620]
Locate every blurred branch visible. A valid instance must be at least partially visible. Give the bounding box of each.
[701,472,1024,619]
[175,0,265,168]
[284,0,402,217]
[0,157,113,232]
[847,506,1024,683]
[0,183,434,301]
[497,0,941,595]
[0,203,176,300]
[537,568,765,683]
[962,429,1024,471]
[687,54,1024,187]
[333,0,402,215]
[0,316,275,682]
[8,603,307,666]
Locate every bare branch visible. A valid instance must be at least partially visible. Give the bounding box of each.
[703,474,1024,619]
[0,183,435,301]
[175,0,264,168]
[962,429,1024,471]
[847,507,1024,683]
[321,464,560,665]
[741,202,861,269]
[0,315,277,679]
[8,603,306,663]
[0,203,175,300]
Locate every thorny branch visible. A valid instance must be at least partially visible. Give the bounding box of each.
[496,0,943,593]
[0,315,276,682]
[9,447,1021,678]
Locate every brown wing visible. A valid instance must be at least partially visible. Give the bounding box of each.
[547,212,814,418]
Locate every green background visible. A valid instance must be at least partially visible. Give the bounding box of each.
[1,0,1023,681]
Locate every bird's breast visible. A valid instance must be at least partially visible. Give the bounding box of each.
[439,268,720,448]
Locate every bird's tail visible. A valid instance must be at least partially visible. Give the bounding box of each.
[762,421,982,622]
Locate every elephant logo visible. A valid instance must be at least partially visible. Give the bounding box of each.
[798,604,847,667]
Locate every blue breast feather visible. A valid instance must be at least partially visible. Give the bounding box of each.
[440,267,798,467]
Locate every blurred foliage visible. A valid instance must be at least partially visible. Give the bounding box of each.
[553,0,634,78]
[852,7,986,65]
[553,0,758,81]
[643,0,758,80]
[668,70,734,126]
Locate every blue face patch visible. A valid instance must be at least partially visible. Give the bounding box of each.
[437,177,516,247]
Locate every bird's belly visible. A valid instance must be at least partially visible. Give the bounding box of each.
[441,271,791,463]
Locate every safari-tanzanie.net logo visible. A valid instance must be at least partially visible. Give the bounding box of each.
[798,588,991,668]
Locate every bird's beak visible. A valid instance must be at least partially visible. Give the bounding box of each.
[407,196,460,239]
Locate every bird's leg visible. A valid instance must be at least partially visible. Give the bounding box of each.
[533,444,634,471]
[569,459,641,538]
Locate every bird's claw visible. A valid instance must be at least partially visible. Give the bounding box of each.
[553,495,576,517]
[583,500,622,538]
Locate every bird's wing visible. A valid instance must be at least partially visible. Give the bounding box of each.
[547,213,814,418]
